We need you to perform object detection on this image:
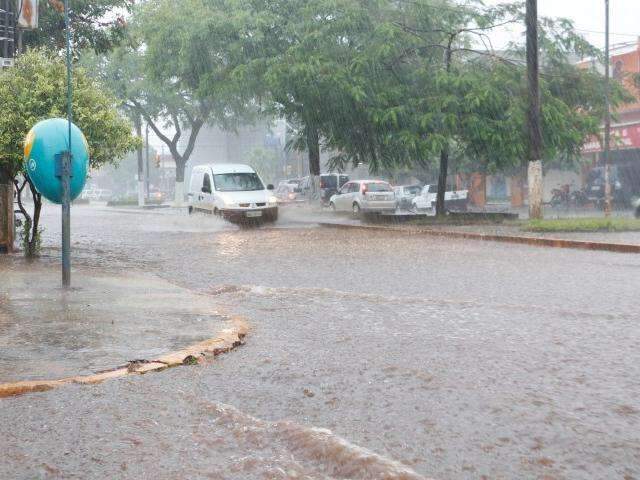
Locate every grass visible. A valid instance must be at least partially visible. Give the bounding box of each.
[526,217,640,233]
[407,212,520,226]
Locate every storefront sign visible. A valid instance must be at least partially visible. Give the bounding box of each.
[582,123,640,154]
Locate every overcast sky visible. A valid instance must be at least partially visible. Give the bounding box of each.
[483,0,640,49]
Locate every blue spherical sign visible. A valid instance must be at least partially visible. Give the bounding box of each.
[23,118,89,204]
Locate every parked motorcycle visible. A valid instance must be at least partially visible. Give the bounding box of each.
[550,185,571,208]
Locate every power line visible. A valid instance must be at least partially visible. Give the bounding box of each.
[574,28,639,38]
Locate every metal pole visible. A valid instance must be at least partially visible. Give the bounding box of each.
[145,122,150,199]
[603,0,612,217]
[61,0,72,287]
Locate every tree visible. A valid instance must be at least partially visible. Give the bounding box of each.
[259,0,382,200]
[0,49,139,256]
[92,0,262,205]
[21,0,131,53]
[247,147,280,186]
[321,0,626,217]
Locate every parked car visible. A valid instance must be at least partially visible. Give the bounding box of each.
[81,188,113,201]
[278,178,302,188]
[411,184,468,213]
[329,180,396,217]
[299,173,350,205]
[187,163,278,222]
[275,183,303,203]
[393,185,422,210]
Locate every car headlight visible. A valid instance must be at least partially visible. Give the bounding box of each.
[218,194,235,207]
[268,196,278,206]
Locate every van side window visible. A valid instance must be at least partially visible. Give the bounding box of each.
[203,173,212,193]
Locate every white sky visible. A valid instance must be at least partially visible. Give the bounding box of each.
[483,0,640,50]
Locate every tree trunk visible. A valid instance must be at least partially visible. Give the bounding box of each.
[0,168,14,254]
[436,42,454,218]
[174,155,186,206]
[526,0,544,219]
[307,125,321,202]
[436,148,449,217]
[26,179,42,257]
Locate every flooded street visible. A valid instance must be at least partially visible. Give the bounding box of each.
[2,205,640,479]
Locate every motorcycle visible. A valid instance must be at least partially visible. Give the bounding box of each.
[550,184,571,208]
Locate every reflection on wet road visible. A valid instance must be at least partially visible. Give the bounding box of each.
[2,205,640,479]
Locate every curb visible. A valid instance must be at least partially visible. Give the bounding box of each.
[318,222,640,254]
[0,317,249,399]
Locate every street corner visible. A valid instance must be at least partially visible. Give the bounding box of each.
[0,260,249,398]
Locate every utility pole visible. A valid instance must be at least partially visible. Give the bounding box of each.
[526,0,544,220]
[145,122,150,200]
[136,115,144,206]
[603,0,612,217]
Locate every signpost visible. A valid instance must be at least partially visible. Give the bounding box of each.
[62,0,72,286]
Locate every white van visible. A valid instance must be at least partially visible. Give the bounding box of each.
[188,164,278,221]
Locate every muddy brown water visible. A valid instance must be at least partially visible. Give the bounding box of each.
[1,204,639,479]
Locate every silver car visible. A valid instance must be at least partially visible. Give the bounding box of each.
[393,185,422,210]
[329,180,396,217]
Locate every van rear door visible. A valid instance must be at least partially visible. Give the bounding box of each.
[201,170,214,212]
[189,169,204,211]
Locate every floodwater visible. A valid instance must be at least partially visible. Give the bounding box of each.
[2,204,640,479]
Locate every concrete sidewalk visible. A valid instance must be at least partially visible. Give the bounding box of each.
[421,222,640,246]
[0,257,241,386]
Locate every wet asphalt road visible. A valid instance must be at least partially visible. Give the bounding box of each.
[2,204,640,480]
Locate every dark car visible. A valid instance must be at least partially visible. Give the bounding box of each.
[299,173,349,205]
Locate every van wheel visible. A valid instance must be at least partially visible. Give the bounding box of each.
[213,208,220,217]
[352,202,361,218]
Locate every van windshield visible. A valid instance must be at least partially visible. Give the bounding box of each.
[213,173,264,192]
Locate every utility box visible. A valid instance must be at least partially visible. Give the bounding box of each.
[0,0,16,67]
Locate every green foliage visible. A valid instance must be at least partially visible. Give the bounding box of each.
[21,0,132,53]
[78,0,634,185]
[247,148,281,185]
[89,0,263,182]
[0,49,139,179]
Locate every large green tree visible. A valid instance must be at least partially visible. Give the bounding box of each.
[0,49,138,255]
[93,0,262,205]
[255,0,383,199]
[317,0,629,216]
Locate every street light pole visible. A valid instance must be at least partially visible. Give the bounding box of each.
[603,0,612,217]
[61,0,72,287]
